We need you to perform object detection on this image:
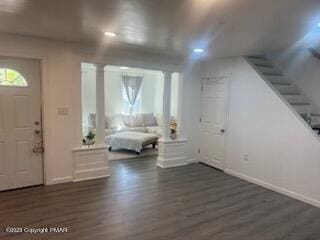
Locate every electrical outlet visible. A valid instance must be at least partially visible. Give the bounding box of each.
[243,154,249,161]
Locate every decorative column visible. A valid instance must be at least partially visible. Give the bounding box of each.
[72,63,109,182]
[95,63,106,145]
[162,71,172,140]
[176,74,184,138]
[157,71,188,168]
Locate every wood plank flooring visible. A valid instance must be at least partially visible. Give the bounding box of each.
[1,157,320,240]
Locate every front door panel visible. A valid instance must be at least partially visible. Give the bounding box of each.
[0,57,43,191]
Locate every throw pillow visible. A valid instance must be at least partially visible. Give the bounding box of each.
[130,114,144,127]
[122,114,132,127]
[108,114,125,129]
[143,113,157,126]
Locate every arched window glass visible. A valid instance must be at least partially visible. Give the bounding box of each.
[0,68,28,87]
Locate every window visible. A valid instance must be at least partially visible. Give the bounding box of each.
[122,83,142,114]
[0,68,27,87]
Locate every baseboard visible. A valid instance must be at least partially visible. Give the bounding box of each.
[156,157,188,168]
[73,167,110,182]
[225,168,320,208]
[73,174,110,182]
[187,158,198,164]
[49,176,73,185]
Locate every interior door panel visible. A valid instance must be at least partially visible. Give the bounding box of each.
[199,77,229,170]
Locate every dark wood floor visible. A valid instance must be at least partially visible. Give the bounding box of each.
[1,157,320,240]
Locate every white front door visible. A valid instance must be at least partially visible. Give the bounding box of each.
[0,57,43,191]
[199,76,230,170]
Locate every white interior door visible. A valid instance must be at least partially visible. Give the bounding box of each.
[0,57,43,191]
[199,76,230,170]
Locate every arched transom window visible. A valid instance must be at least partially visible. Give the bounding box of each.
[0,68,28,87]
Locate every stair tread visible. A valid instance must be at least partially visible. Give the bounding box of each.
[247,59,270,65]
[281,92,301,96]
[301,113,320,117]
[275,85,299,91]
[291,102,311,106]
[270,81,292,86]
[247,55,266,60]
[263,72,283,76]
[254,63,274,68]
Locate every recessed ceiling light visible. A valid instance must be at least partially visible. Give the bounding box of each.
[193,48,204,53]
[318,23,320,28]
[104,31,117,37]
[120,66,129,70]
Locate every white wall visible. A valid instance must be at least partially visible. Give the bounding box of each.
[268,48,320,113]
[201,57,320,207]
[180,63,202,162]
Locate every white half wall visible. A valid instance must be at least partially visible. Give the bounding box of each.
[201,57,320,207]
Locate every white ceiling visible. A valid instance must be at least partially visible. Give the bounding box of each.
[0,0,320,58]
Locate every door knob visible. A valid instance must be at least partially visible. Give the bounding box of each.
[34,129,41,134]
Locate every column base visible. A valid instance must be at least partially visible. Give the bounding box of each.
[72,144,110,182]
[156,138,188,168]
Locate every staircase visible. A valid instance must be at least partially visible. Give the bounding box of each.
[245,55,320,134]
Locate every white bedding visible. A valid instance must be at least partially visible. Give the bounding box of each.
[106,131,158,153]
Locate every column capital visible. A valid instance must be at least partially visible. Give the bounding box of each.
[95,63,106,72]
[162,71,173,80]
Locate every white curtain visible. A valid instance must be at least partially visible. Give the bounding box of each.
[122,75,143,114]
